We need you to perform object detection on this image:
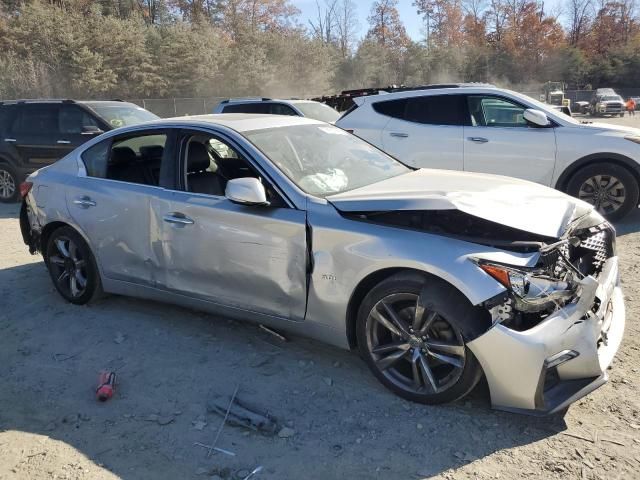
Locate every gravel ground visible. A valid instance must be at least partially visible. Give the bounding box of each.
[1,118,640,480]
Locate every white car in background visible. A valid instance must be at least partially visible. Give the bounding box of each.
[214,98,341,124]
[336,84,640,220]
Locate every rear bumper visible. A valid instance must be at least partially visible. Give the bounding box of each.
[469,257,624,415]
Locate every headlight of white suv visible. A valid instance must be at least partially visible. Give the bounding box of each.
[625,136,640,145]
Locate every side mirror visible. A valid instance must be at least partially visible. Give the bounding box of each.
[81,125,104,135]
[225,178,269,206]
[523,109,550,127]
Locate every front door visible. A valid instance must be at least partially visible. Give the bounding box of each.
[463,95,558,185]
[153,130,308,321]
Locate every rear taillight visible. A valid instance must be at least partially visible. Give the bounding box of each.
[19,182,33,199]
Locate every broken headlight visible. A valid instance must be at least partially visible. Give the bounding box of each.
[477,262,576,312]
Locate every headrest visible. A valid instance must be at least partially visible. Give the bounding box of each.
[110,146,136,165]
[187,142,211,173]
[140,145,164,160]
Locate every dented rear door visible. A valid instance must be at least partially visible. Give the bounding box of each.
[151,191,308,321]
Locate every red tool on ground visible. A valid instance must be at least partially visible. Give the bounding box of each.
[96,371,117,401]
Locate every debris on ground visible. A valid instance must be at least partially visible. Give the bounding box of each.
[207,391,278,436]
[259,324,287,342]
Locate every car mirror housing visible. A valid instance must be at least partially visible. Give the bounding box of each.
[523,109,550,127]
[225,177,269,206]
[81,125,104,135]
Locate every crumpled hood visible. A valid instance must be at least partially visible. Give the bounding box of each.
[328,169,594,238]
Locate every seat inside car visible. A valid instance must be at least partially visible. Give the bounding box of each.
[186,142,225,196]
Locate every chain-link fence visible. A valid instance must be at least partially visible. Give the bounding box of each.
[129,89,640,118]
[128,97,227,117]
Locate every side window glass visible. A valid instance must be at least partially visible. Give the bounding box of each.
[372,99,407,119]
[59,106,99,134]
[11,105,59,134]
[404,95,465,125]
[182,133,284,206]
[81,140,110,178]
[270,104,297,116]
[105,133,167,186]
[469,96,527,127]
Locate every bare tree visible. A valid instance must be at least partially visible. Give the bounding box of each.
[335,0,359,56]
[567,0,593,45]
[308,0,338,45]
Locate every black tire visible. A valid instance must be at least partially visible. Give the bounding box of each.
[356,272,483,405]
[0,164,19,203]
[45,226,102,305]
[566,163,639,221]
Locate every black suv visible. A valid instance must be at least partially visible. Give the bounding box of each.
[0,99,158,202]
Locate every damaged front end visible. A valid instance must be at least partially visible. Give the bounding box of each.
[467,213,623,415]
[476,219,615,332]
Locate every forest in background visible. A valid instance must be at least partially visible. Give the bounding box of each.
[0,0,638,99]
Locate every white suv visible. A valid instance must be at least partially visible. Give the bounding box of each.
[336,85,640,220]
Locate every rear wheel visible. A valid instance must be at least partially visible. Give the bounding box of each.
[356,273,482,404]
[567,163,639,221]
[0,164,19,203]
[45,226,102,305]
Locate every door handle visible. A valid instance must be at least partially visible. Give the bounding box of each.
[163,213,194,226]
[57,140,71,144]
[73,196,96,208]
[468,137,489,143]
[4,138,16,143]
[390,132,409,138]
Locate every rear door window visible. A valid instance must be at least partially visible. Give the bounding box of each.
[82,132,168,187]
[11,104,60,135]
[222,103,270,114]
[373,95,466,126]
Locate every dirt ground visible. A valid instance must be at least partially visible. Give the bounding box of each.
[1,116,640,480]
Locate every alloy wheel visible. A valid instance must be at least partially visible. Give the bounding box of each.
[0,168,15,199]
[47,236,88,299]
[365,292,466,396]
[578,174,626,216]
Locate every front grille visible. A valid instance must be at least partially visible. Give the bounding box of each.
[570,225,615,276]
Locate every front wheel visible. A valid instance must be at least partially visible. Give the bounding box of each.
[356,273,482,405]
[567,163,639,221]
[45,226,102,305]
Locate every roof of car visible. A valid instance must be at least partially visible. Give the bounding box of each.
[162,113,324,132]
[219,98,321,105]
[0,98,128,104]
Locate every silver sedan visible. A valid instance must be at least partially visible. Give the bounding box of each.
[19,114,625,415]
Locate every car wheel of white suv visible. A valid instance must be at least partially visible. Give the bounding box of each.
[567,163,639,221]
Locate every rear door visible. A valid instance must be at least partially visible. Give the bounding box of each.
[463,95,557,185]
[66,128,174,286]
[6,104,64,171]
[380,94,465,170]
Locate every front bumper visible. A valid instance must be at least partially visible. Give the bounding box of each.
[468,257,624,415]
